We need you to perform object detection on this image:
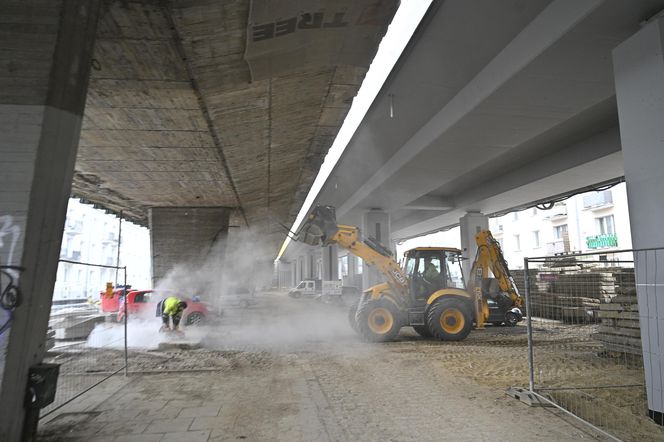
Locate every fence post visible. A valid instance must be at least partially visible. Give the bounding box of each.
[524,257,535,392]
[123,267,128,377]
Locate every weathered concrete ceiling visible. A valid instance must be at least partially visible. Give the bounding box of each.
[73,0,397,250]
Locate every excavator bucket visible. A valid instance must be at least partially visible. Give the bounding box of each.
[296,205,339,246]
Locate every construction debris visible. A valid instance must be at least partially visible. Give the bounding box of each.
[514,266,642,354]
[594,290,642,355]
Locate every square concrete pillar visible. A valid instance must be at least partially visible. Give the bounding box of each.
[614,16,664,423]
[0,1,101,439]
[362,210,391,289]
[459,212,489,280]
[322,245,339,281]
[149,207,230,285]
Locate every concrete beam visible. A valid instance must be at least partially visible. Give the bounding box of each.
[391,127,623,240]
[337,0,602,218]
[403,195,454,211]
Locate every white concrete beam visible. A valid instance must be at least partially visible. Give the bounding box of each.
[337,0,602,218]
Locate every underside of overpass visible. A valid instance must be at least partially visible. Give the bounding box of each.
[72,0,398,251]
[304,0,664,242]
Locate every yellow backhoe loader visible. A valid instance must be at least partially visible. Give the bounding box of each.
[296,205,523,342]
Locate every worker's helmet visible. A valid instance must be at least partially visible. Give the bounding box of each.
[178,301,188,310]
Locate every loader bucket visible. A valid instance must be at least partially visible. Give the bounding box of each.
[297,205,339,246]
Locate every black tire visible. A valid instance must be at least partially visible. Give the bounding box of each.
[356,298,402,342]
[505,311,519,327]
[348,300,360,333]
[427,298,472,341]
[185,311,205,326]
[412,324,432,337]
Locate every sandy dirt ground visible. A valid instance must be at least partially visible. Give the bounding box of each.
[38,292,664,441]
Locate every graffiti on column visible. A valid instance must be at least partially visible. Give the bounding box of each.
[0,215,21,269]
[0,215,24,336]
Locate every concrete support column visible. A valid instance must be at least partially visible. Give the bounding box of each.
[306,253,315,279]
[362,210,391,289]
[614,17,664,423]
[459,212,489,280]
[295,255,304,283]
[0,2,101,439]
[322,245,339,281]
[149,207,230,285]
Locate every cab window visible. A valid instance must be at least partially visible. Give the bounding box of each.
[445,252,465,289]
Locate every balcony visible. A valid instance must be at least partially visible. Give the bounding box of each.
[65,220,84,233]
[586,233,618,249]
[583,190,613,210]
[547,239,570,255]
[61,250,81,261]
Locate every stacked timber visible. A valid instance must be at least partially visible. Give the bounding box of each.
[595,289,642,355]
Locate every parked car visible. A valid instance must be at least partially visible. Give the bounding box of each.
[116,290,210,326]
[219,286,258,309]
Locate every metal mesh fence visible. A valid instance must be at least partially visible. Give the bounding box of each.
[40,259,128,417]
[522,248,664,441]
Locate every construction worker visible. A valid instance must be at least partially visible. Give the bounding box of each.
[423,257,440,281]
[159,296,188,332]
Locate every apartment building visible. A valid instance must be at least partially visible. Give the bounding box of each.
[54,199,151,301]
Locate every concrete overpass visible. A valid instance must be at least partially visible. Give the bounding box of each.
[4,0,664,438]
[283,0,662,269]
[1,0,398,438]
[280,0,664,425]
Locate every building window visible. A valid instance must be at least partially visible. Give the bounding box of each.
[514,234,521,251]
[532,231,540,248]
[553,224,568,240]
[596,215,615,235]
[357,258,363,275]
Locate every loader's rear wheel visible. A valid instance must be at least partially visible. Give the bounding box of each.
[356,299,401,342]
[348,300,360,333]
[427,298,472,341]
[412,324,432,338]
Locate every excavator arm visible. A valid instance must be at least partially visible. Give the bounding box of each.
[470,230,523,308]
[296,206,409,298]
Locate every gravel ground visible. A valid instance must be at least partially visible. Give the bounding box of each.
[38,292,664,441]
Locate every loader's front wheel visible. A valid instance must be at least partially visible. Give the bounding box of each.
[348,300,360,333]
[356,299,401,342]
[427,298,472,341]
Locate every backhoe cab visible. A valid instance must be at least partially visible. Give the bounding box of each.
[295,205,523,342]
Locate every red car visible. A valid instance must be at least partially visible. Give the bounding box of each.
[116,290,210,326]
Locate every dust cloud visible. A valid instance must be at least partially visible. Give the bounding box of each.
[88,227,364,353]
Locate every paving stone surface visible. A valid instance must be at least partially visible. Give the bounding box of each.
[37,296,608,441]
